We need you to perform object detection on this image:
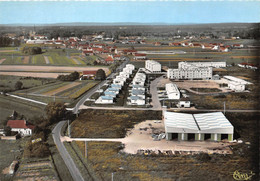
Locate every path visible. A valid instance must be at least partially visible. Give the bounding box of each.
[0,58,6,64]
[71,56,81,65]
[5,93,47,105]
[52,121,85,181]
[43,56,50,64]
[150,76,163,109]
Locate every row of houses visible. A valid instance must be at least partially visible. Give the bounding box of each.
[167,61,226,80]
[96,64,135,104]
[238,62,258,70]
[128,71,146,105]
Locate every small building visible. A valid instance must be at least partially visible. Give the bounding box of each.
[107,87,120,94]
[177,97,191,108]
[100,96,114,104]
[7,120,34,136]
[81,70,97,80]
[104,91,117,98]
[111,84,122,90]
[134,53,147,60]
[128,96,145,105]
[165,83,180,100]
[164,111,234,141]
[223,75,251,92]
[131,89,145,99]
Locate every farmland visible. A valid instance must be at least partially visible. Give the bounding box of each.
[13,80,98,104]
[0,48,101,66]
[69,110,259,181]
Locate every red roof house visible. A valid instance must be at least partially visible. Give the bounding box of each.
[7,120,35,136]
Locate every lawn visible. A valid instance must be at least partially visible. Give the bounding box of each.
[70,111,259,181]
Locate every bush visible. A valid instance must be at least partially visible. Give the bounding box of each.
[22,46,42,55]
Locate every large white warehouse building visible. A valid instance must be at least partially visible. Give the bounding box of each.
[145,60,161,73]
[164,111,234,141]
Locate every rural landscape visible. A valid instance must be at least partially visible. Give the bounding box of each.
[0,1,259,181]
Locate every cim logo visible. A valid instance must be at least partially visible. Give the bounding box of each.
[233,170,255,181]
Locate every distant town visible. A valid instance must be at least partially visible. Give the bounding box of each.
[0,23,259,181]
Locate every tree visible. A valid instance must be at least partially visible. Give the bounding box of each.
[4,126,12,136]
[45,102,67,124]
[96,69,106,80]
[14,81,23,90]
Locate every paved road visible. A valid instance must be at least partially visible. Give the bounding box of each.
[149,76,163,109]
[52,121,85,181]
[79,105,260,113]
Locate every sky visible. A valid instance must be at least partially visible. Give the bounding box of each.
[0,1,259,25]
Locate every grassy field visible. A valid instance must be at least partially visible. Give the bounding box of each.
[0,75,56,92]
[0,138,29,181]
[71,110,162,138]
[69,111,259,181]
[0,95,46,123]
[13,80,98,105]
[0,48,89,66]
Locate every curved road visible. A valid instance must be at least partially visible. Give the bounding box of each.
[52,121,85,181]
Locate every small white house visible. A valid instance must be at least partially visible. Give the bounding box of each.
[7,120,34,136]
[177,97,191,108]
[129,96,145,105]
[99,96,114,104]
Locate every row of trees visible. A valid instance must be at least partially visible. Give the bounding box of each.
[57,71,80,81]
[24,102,71,158]
[0,36,20,47]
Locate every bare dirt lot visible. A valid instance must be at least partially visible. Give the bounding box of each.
[0,59,6,64]
[121,120,233,154]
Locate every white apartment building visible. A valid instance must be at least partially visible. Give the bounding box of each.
[178,61,226,69]
[165,83,180,99]
[167,67,212,80]
[145,60,161,72]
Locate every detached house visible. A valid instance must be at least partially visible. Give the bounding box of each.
[7,120,34,136]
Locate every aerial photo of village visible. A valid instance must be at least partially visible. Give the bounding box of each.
[0,1,259,181]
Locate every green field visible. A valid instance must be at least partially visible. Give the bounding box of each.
[0,95,45,122]
[0,47,90,66]
[0,75,56,92]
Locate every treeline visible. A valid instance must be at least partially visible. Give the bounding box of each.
[22,46,42,55]
[0,36,20,47]
[57,71,79,81]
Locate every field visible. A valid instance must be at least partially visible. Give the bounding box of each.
[0,138,29,181]
[71,110,162,138]
[0,95,46,123]
[69,109,259,180]
[0,48,101,66]
[13,80,98,104]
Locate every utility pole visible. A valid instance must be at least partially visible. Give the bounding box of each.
[85,141,88,158]
[67,120,71,137]
[223,101,226,115]
[112,172,114,181]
